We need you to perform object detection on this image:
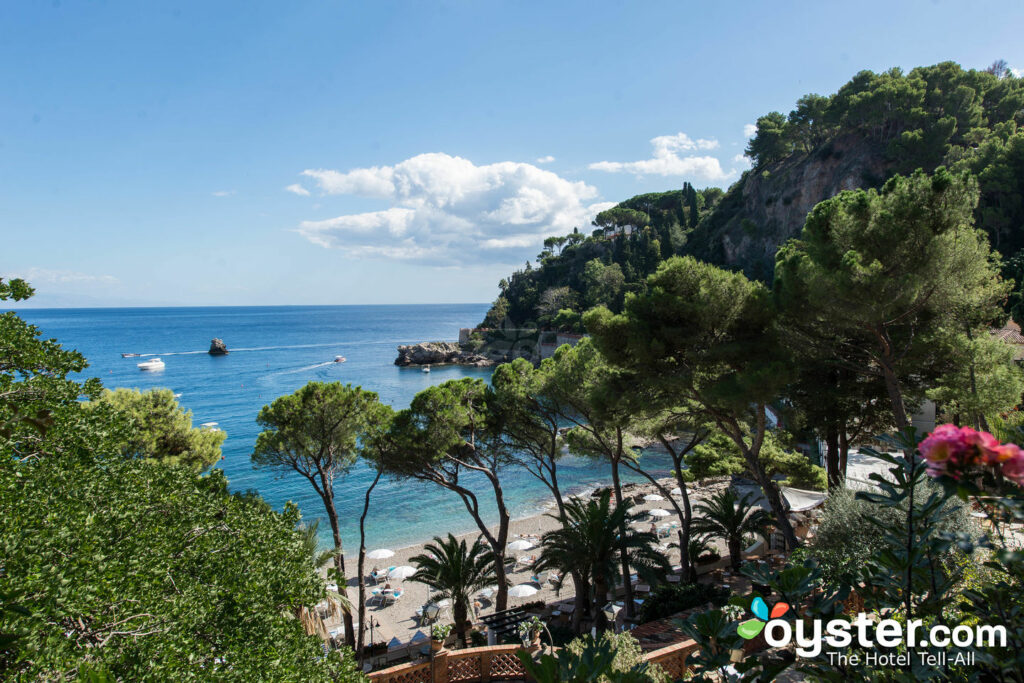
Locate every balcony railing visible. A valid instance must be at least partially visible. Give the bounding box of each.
[367,638,699,683]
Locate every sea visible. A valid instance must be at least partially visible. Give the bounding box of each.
[17,304,677,552]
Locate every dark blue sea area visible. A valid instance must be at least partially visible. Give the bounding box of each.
[18,304,676,550]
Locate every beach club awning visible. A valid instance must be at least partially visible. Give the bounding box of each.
[388,565,416,580]
[734,484,827,513]
[367,548,395,560]
[387,636,403,650]
[410,630,429,644]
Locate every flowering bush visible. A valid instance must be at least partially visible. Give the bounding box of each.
[918,423,1024,484]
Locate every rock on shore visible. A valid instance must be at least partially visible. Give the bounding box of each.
[208,338,229,355]
[394,341,493,367]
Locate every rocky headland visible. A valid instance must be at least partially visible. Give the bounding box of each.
[394,341,494,367]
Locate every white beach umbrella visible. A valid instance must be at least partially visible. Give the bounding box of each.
[508,584,539,599]
[643,494,664,502]
[508,539,534,551]
[478,586,497,600]
[649,508,671,518]
[367,548,395,560]
[670,487,682,496]
[389,565,416,580]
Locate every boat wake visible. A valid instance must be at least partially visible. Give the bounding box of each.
[270,361,338,376]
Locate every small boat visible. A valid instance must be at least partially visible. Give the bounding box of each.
[173,393,182,398]
[137,358,165,371]
[121,353,141,358]
[334,356,346,363]
[422,365,431,373]
[200,422,222,431]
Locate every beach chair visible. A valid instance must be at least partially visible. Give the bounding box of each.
[383,589,403,606]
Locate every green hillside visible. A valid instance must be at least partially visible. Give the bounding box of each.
[480,61,1024,331]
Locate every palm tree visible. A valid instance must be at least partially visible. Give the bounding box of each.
[410,534,497,647]
[536,490,670,633]
[691,489,771,570]
[295,521,351,640]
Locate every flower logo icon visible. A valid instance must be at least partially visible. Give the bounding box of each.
[737,596,789,639]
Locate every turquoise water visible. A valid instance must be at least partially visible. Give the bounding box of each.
[17,305,676,551]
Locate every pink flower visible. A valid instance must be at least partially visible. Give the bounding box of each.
[1002,451,1024,486]
[919,423,1024,485]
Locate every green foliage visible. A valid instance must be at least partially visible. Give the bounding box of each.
[805,480,978,588]
[685,430,826,489]
[0,454,362,681]
[745,111,792,166]
[927,331,1024,426]
[520,634,663,683]
[518,632,667,683]
[775,168,1008,427]
[0,280,117,461]
[477,186,719,329]
[637,583,729,622]
[593,207,650,233]
[89,388,226,469]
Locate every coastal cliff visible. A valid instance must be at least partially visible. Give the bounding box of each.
[687,133,889,280]
[394,341,494,367]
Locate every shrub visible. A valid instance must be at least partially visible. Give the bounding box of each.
[806,482,979,585]
[637,583,730,622]
[564,632,670,683]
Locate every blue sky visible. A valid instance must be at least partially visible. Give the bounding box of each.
[2,1,1022,307]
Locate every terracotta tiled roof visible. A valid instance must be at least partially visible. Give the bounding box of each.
[992,319,1024,360]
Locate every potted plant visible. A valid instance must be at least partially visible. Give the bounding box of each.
[430,623,452,652]
[517,615,546,650]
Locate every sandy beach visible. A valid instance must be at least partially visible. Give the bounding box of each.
[325,477,730,649]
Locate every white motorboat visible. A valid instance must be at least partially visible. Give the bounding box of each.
[200,422,222,431]
[334,355,346,363]
[422,365,431,373]
[138,358,165,371]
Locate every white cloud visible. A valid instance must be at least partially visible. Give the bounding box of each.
[3,267,119,286]
[535,155,556,164]
[588,132,733,181]
[744,123,758,138]
[1012,67,1023,78]
[211,190,234,197]
[295,153,605,264]
[285,183,311,196]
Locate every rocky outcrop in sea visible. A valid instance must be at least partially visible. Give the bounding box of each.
[394,341,493,367]
[208,338,229,355]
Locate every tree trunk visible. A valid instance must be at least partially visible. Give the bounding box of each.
[356,467,383,662]
[609,455,635,618]
[728,538,741,570]
[717,410,798,549]
[324,492,355,648]
[839,427,850,481]
[571,574,589,635]
[454,601,468,648]
[825,423,841,491]
[592,575,610,632]
[744,451,798,550]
